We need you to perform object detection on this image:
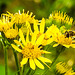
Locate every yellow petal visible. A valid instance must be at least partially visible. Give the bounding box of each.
[41,50,51,54]
[38,57,52,63]
[34,59,44,69]
[26,30,29,43]
[20,58,28,67]
[11,44,22,52]
[14,40,24,48]
[63,45,70,48]
[19,29,26,46]
[71,44,75,48]
[29,59,36,70]
[46,38,54,45]
[31,33,37,45]
[53,44,59,47]
[34,20,39,33]
[35,34,44,45]
[40,18,45,33]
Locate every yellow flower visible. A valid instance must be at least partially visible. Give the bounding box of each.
[53,33,75,48]
[11,29,52,70]
[56,62,68,74]
[49,11,73,25]
[30,18,54,45]
[0,16,13,32]
[64,68,75,75]
[4,29,18,39]
[3,9,38,24]
[56,62,75,75]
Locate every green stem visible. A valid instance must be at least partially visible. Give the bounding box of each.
[21,65,25,75]
[4,46,8,75]
[12,49,20,75]
[26,68,31,75]
[42,45,65,75]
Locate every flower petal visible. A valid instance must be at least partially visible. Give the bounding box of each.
[34,59,44,69]
[34,20,39,34]
[35,34,44,45]
[31,33,37,45]
[26,30,29,43]
[29,59,36,70]
[11,44,22,52]
[71,44,75,48]
[14,40,24,48]
[53,44,59,47]
[63,45,70,48]
[41,50,51,54]
[20,58,28,67]
[46,38,54,45]
[40,18,45,33]
[19,29,26,45]
[38,56,52,63]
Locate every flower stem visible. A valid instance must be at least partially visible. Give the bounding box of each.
[21,65,25,75]
[26,68,31,75]
[42,45,65,75]
[4,46,8,75]
[12,49,20,75]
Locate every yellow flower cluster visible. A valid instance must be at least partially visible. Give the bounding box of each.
[0,9,75,71]
[0,16,18,39]
[56,62,75,75]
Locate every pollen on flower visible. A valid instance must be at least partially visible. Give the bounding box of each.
[22,43,42,59]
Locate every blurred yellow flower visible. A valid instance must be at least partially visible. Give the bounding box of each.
[64,68,75,75]
[56,62,68,74]
[0,16,13,32]
[56,62,75,75]
[49,11,73,25]
[11,29,52,70]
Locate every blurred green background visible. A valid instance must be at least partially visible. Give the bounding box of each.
[0,0,75,75]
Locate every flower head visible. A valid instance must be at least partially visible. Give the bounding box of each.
[29,18,55,45]
[0,16,13,32]
[4,29,18,39]
[53,33,75,48]
[56,62,75,75]
[11,29,52,70]
[64,68,75,75]
[3,9,38,24]
[49,11,73,25]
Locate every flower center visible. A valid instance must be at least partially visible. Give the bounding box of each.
[22,43,42,59]
[56,35,72,45]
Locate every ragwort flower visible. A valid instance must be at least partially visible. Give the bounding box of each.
[56,62,75,75]
[0,16,13,32]
[11,29,52,70]
[53,33,75,48]
[3,9,38,24]
[49,11,73,25]
[4,27,18,39]
[29,18,55,45]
